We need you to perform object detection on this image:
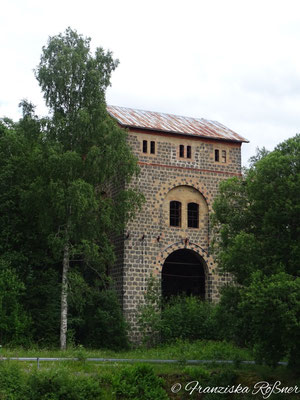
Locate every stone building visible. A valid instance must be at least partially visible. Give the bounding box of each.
[107,105,248,334]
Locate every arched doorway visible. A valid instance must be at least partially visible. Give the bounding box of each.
[161,249,206,299]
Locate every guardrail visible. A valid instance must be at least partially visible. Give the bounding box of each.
[0,357,288,369]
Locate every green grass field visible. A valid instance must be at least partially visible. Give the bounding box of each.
[0,341,298,399]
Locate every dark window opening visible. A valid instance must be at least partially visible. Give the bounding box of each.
[188,202,199,228]
[187,145,191,158]
[150,141,155,154]
[215,149,219,162]
[179,145,184,158]
[170,201,181,227]
[221,150,226,163]
[162,249,205,299]
[143,140,148,153]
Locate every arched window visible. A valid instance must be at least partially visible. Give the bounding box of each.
[187,202,199,228]
[170,201,181,227]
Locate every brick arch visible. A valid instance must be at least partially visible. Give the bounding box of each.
[153,240,214,277]
[155,177,212,211]
[153,241,215,301]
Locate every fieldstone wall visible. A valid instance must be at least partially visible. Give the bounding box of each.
[112,128,241,338]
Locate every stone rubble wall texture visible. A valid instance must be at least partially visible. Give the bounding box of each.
[111,128,242,338]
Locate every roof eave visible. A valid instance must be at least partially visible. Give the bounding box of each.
[119,123,249,144]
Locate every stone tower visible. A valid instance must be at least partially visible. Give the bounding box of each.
[107,105,248,335]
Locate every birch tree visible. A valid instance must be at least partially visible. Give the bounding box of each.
[34,28,142,350]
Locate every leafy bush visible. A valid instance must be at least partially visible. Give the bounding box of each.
[76,288,129,350]
[0,363,103,400]
[0,263,32,346]
[215,274,300,371]
[137,274,162,347]
[138,275,218,345]
[28,369,103,400]
[113,364,168,400]
[25,267,61,346]
[160,296,217,342]
[0,362,27,400]
[214,285,250,346]
[238,272,300,370]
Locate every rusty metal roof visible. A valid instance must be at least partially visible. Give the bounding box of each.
[107,105,248,143]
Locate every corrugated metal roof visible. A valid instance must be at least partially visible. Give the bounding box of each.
[107,105,248,143]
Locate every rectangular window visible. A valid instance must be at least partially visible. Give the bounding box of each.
[215,149,219,162]
[187,145,191,159]
[221,150,226,163]
[179,145,184,158]
[150,141,155,154]
[143,140,148,153]
[188,202,199,228]
[170,201,181,227]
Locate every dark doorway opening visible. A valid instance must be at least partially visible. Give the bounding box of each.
[161,249,205,299]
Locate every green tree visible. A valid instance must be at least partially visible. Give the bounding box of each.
[212,135,300,369]
[23,28,142,349]
[0,42,141,348]
[212,134,300,284]
[0,260,31,345]
[0,108,64,346]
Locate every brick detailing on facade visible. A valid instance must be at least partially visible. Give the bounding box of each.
[109,108,247,341]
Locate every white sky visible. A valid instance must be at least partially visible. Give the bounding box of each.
[1,0,300,165]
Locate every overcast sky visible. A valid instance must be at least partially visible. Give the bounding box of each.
[1,0,300,165]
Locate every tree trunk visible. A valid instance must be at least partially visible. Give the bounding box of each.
[60,241,69,350]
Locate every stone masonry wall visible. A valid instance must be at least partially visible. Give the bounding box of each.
[113,128,242,338]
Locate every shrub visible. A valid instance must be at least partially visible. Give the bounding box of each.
[138,275,218,346]
[239,272,300,370]
[79,289,129,350]
[160,296,217,343]
[214,285,249,345]
[137,274,162,347]
[66,266,129,350]
[0,263,32,346]
[0,362,27,400]
[27,369,103,400]
[113,364,168,400]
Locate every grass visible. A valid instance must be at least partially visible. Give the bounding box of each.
[0,340,294,379]
[0,358,297,400]
[0,341,298,400]
[0,339,252,362]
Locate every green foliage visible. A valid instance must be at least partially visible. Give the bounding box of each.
[160,296,217,343]
[78,288,129,350]
[33,28,143,348]
[138,276,218,345]
[27,369,103,400]
[138,274,162,347]
[112,364,168,400]
[239,273,300,369]
[0,262,32,346]
[0,362,27,400]
[25,268,61,346]
[214,286,249,346]
[212,135,300,369]
[0,363,102,400]
[0,28,143,348]
[212,135,300,283]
